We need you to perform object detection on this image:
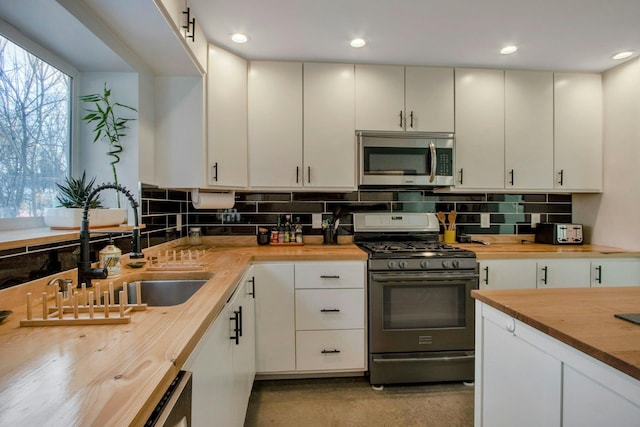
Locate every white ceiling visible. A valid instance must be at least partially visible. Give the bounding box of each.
[190,0,640,72]
[0,0,638,73]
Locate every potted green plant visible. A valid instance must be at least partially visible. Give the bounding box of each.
[44,171,126,229]
[79,83,137,208]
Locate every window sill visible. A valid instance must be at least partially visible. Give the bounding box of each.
[0,225,143,252]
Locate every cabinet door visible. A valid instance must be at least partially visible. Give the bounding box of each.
[183,303,233,427]
[554,73,603,191]
[505,70,554,189]
[563,364,640,427]
[230,271,256,426]
[479,260,537,290]
[355,64,405,131]
[295,289,365,330]
[155,76,205,188]
[185,6,208,73]
[479,305,561,427]
[248,61,303,188]
[454,68,505,189]
[405,66,454,132]
[156,0,186,35]
[536,260,591,288]
[303,62,355,189]
[294,261,365,289]
[591,259,640,287]
[208,45,248,187]
[253,263,296,372]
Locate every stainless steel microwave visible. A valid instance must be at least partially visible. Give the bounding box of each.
[358,132,455,187]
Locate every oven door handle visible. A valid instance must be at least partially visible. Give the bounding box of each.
[372,354,475,364]
[371,273,479,282]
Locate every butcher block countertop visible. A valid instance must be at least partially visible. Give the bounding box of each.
[472,287,640,381]
[0,241,367,427]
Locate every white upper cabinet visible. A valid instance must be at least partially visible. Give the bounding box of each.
[248,61,356,190]
[454,68,505,189]
[405,66,455,132]
[355,65,454,132]
[355,65,405,131]
[154,76,205,189]
[303,62,356,189]
[248,61,303,188]
[505,70,554,190]
[154,0,207,74]
[554,73,603,192]
[207,45,248,188]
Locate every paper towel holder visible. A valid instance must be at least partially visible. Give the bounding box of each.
[191,188,235,209]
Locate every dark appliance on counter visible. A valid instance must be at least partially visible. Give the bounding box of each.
[358,131,454,187]
[535,223,584,245]
[354,213,478,386]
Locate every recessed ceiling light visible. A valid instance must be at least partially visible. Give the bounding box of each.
[231,33,248,44]
[350,38,366,48]
[500,45,518,55]
[612,50,635,60]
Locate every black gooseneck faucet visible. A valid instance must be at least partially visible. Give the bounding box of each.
[78,183,145,288]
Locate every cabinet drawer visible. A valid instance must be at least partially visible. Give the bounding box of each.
[296,330,365,371]
[295,289,364,330]
[295,261,365,289]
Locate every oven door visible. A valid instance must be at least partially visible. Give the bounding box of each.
[369,270,478,353]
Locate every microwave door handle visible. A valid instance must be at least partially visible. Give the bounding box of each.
[429,141,436,183]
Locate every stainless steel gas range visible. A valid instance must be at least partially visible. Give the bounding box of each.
[354,212,478,386]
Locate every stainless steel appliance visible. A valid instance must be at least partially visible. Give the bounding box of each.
[535,223,584,245]
[354,213,477,386]
[358,131,454,187]
[145,370,192,426]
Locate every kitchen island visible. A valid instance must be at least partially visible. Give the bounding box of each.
[0,241,367,426]
[472,287,640,427]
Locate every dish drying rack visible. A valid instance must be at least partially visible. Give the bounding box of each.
[20,281,147,327]
[146,249,207,271]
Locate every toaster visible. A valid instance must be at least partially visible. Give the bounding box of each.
[535,223,583,245]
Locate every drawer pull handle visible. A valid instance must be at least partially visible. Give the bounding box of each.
[320,308,340,313]
[320,275,340,279]
[321,349,341,354]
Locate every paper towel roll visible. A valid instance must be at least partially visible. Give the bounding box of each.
[191,190,235,209]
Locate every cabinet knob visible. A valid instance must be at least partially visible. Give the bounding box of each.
[506,318,516,333]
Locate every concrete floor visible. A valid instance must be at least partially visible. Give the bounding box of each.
[244,377,474,427]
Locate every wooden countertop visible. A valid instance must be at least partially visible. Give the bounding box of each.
[472,287,640,381]
[0,242,367,427]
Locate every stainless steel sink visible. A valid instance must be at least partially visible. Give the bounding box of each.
[121,279,209,306]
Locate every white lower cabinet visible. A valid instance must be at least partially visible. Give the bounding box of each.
[254,261,367,375]
[536,259,591,288]
[296,330,365,371]
[184,268,256,427]
[480,257,640,290]
[253,263,296,373]
[590,259,640,287]
[476,302,640,427]
[478,260,537,290]
[477,304,561,427]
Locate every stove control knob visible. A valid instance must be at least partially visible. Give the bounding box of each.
[388,261,398,269]
[452,260,460,269]
[442,260,451,268]
[420,260,429,269]
[399,261,408,269]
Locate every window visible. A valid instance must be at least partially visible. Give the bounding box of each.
[0,34,71,218]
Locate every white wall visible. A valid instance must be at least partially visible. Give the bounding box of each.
[573,58,640,249]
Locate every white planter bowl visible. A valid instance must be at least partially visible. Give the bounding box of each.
[44,208,126,229]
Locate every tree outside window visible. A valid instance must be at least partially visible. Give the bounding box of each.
[0,35,71,218]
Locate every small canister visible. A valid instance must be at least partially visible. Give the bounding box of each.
[99,239,121,277]
[189,227,202,245]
